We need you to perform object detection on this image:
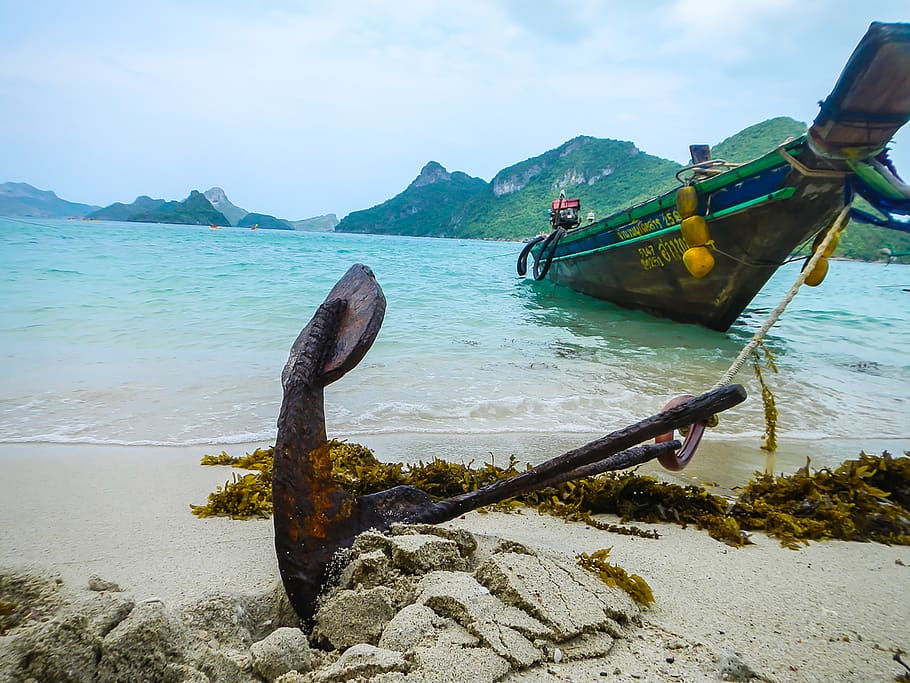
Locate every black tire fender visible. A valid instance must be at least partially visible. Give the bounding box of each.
[516,235,545,276]
[532,228,565,281]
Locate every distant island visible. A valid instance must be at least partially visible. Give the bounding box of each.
[3,116,908,260]
[290,214,339,232]
[238,213,292,230]
[203,187,247,226]
[0,182,99,218]
[0,183,335,232]
[86,190,229,226]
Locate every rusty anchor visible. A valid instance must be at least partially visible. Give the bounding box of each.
[273,264,747,621]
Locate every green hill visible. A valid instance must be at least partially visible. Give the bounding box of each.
[711,117,806,163]
[335,123,812,242]
[238,212,293,230]
[88,191,228,226]
[335,161,488,236]
[335,140,682,241]
[88,195,167,221]
[457,136,683,240]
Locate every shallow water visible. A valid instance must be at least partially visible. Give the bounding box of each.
[0,217,907,477]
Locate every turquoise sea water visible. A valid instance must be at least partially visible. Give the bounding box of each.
[1,218,908,472]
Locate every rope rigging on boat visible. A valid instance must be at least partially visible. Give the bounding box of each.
[674,158,741,183]
[713,204,851,389]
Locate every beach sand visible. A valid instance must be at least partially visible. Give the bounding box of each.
[1,442,909,681]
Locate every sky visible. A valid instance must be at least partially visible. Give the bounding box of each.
[1,1,908,221]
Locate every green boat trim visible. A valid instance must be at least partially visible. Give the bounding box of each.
[554,187,799,262]
[566,137,807,244]
[707,186,798,221]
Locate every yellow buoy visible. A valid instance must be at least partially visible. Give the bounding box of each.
[675,185,699,218]
[680,215,710,247]
[683,246,715,278]
[803,256,829,286]
[811,230,840,257]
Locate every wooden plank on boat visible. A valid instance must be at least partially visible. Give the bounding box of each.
[810,22,910,157]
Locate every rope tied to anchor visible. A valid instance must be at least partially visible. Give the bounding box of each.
[658,202,852,471]
[710,203,851,391]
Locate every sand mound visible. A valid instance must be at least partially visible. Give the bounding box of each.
[0,524,645,683]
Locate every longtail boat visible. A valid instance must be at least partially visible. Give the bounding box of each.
[518,22,910,331]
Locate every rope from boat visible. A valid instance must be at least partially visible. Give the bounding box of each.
[710,203,851,390]
[675,159,740,183]
[709,245,781,269]
[656,203,852,470]
[713,230,823,268]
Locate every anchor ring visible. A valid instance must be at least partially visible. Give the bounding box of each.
[655,394,708,471]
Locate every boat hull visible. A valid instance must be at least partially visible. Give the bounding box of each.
[548,178,841,331]
[532,143,846,331]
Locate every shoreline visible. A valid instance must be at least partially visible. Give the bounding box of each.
[2,441,909,680]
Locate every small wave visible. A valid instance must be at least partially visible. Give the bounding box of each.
[0,430,276,448]
[44,268,84,276]
[1,426,905,448]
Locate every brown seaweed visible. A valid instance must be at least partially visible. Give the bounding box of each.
[576,548,655,606]
[732,451,910,548]
[194,447,910,550]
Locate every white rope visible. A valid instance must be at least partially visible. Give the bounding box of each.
[710,203,852,390]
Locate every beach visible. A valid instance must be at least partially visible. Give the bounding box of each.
[2,441,908,682]
[2,222,908,680]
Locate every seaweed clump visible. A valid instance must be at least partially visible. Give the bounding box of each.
[199,447,273,470]
[191,444,910,550]
[731,451,910,548]
[191,447,275,518]
[526,472,744,545]
[576,548,655,606]
[750,341,779,459]
[190,443,528,519]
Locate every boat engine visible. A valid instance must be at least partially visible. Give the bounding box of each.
[550,194,581,230]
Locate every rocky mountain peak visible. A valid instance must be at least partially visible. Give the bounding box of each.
[204,187,229,203]
[203,187,248,226]
[410,161,451,188]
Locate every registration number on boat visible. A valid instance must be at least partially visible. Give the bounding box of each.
[637,236,689,270]
[616,209,681,241]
